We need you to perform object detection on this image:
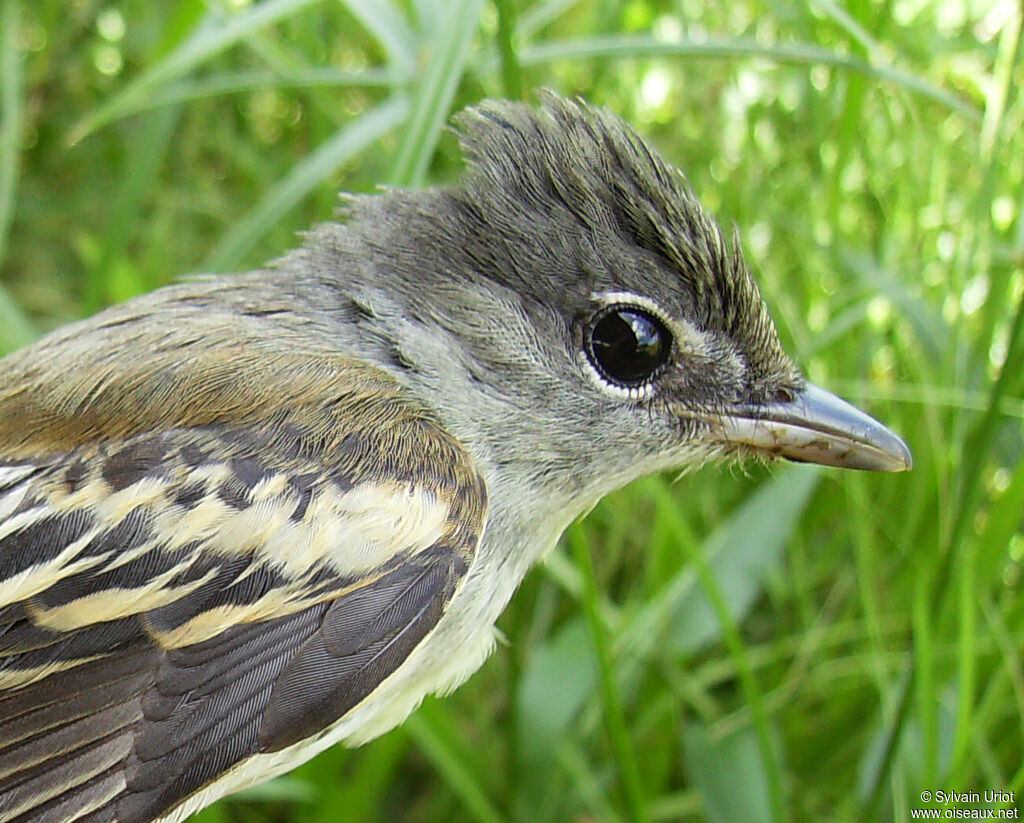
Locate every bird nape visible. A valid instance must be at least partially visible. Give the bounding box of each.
[0,92,910,823]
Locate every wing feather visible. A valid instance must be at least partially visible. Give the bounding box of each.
[0,354,487,823]
[259,551,462,752]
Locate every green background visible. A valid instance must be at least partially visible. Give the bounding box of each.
[0,1,1021,821]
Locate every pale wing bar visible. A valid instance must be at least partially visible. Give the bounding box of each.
[0,410,486,823]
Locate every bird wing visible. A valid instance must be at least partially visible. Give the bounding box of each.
[0,344,487,823]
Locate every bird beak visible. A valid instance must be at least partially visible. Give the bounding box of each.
[714,383,912,472]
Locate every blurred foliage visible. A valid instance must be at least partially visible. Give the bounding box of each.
[1,0,1022,821]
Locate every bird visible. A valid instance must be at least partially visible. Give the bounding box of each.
[0,91,911,823]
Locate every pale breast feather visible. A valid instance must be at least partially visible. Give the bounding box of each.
[0,357,487,823]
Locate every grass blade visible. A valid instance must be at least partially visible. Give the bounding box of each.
[495,0,523,100]
[340,0,417,76]
[513,35,979,120]
[139,68,400,112]
[0,284,37,353]
[570,524,649,823]
[620,469,821,660]
[202,95,409,272]
[683,721,775,823]
[667,470,821,823]
[863,286,1024,813]
[0,0,23,270]
[517,0,583,41]
[405,701,505,823]
[86,106,182,311]
[516,617,596,772]
[388,0,484,186]
[68,0,325,145]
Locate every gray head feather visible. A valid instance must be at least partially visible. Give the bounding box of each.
[446,93,794,392]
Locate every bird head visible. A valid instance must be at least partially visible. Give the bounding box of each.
[304,92,910,510]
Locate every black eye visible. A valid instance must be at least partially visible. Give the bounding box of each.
[586,306,672,387]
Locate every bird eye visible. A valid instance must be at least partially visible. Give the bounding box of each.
[586,306,672,387]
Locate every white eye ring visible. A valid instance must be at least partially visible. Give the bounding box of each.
[579,291,676,401]
[579,350,657,400]
[590,290,705,355]
[589,291,672,324]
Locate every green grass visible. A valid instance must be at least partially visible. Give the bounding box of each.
[1,1,1021,821]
